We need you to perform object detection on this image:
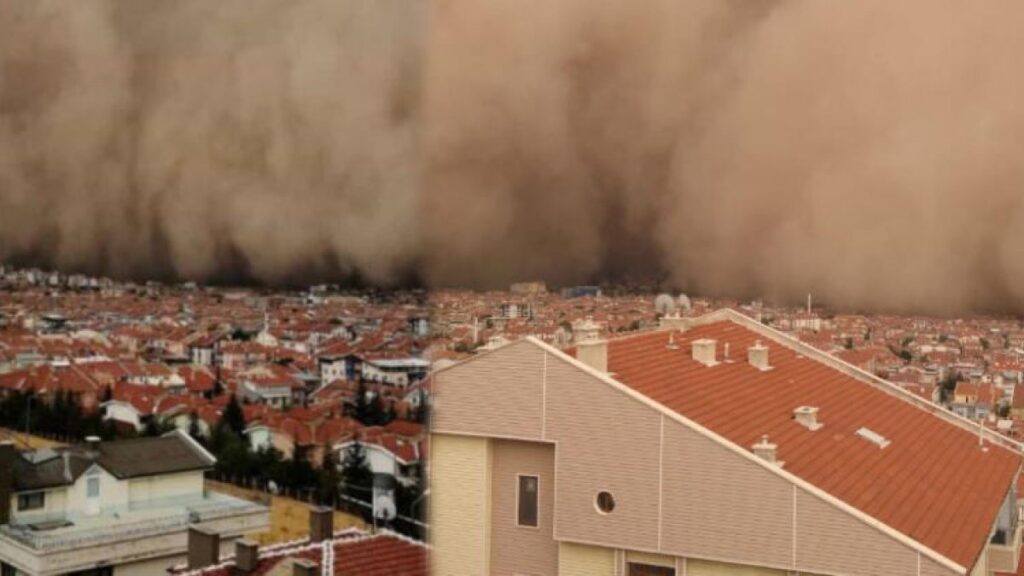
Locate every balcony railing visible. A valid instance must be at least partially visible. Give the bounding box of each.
[0,494,266,552]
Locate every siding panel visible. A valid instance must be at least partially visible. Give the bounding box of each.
[559,542,616,576]
[545,354,661,553]
[490,440,558,576]
[660,420,793,569]
[434,341,546,441]
[795,488,917,575]
[922,554,962,576]
[430,434,491,576]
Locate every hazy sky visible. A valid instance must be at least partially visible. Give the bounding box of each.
[3,1,1024,313]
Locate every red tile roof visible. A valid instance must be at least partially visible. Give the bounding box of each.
[598,316,1021,569]
[175,531,427,576]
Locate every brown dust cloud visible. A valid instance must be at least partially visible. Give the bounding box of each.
[3,1,1024,313]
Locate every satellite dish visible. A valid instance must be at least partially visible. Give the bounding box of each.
[655,294,677,316]
[677,293,692,312]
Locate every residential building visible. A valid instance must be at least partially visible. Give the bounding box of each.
[431,309,1024,576]
[0,432,269,576]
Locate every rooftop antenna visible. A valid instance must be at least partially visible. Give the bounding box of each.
[655,293,677,317]
[678,293,693,313]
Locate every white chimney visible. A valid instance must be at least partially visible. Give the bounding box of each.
[752,435,780,465]
[573,318,602,344]
[691,338,718,367]
[577,339,608,373]
[793,406,823,431]
[748,340,771,371]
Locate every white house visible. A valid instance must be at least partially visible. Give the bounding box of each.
[0,432,269,576]
[361,358,429,388]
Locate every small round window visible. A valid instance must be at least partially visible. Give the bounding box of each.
[595,491,615,514]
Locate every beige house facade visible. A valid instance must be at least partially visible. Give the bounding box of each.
[431,310,1023,576]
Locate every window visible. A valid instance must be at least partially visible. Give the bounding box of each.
[628,564,675,576]
[87,477,100,498]
[17,492,45,512]
[516,475,539,527]
[2,562,17,576]
[596,491,615,514]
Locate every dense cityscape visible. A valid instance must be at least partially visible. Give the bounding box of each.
[3,2,1023,574]
[0,265,429,574]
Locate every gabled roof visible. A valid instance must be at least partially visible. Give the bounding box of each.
[588,310,1021,570]
[13,431,214,490]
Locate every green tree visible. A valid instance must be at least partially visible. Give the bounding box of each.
[938,370,963,404]
[317,449,342,506]
[188,412,203,440]
[221,394,247,437]
[354,380,372,425]
[143,417,165,437]
[340,440,374,503]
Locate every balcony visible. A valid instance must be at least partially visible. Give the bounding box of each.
[987,513,1024,574]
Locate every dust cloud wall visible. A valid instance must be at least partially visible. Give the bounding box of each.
[4,1,1024,313]
[422,0,1024,314]
[0,0,425,286]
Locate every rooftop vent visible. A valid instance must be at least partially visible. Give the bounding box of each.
[748,340,771,371]
[235,539,260,573]
[187,526,221,570]
[855,427,890,449]
[752,435,783,466]
[666,332,679,350]
[577,338,608,373]
[793,406,823,431]
[692,338,718,367]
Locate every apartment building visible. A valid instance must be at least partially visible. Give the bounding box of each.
[0,431,269,576]
[431,309,1024,576]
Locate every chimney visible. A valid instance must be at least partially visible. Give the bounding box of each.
[748,341,771,371]
[85,435,101,454]
[752,435,779,465]
[691,339,718,367]
[234,539,260,573]
[0,441,16,526]
[793,406,823,431]
[188,526,221,569]
[658,314,691,332]
[293,559,319,576]
[309,506,333,543]
[577,339,608,373]
[572,318,601,344]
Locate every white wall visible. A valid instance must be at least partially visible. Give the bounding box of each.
[338,443,401,476]
[104,403,142,431]
[64,465,128,517]
[9,487,68,523]
[128,471,204,506]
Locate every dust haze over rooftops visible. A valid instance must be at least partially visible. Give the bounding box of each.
[3,1,1024,313]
